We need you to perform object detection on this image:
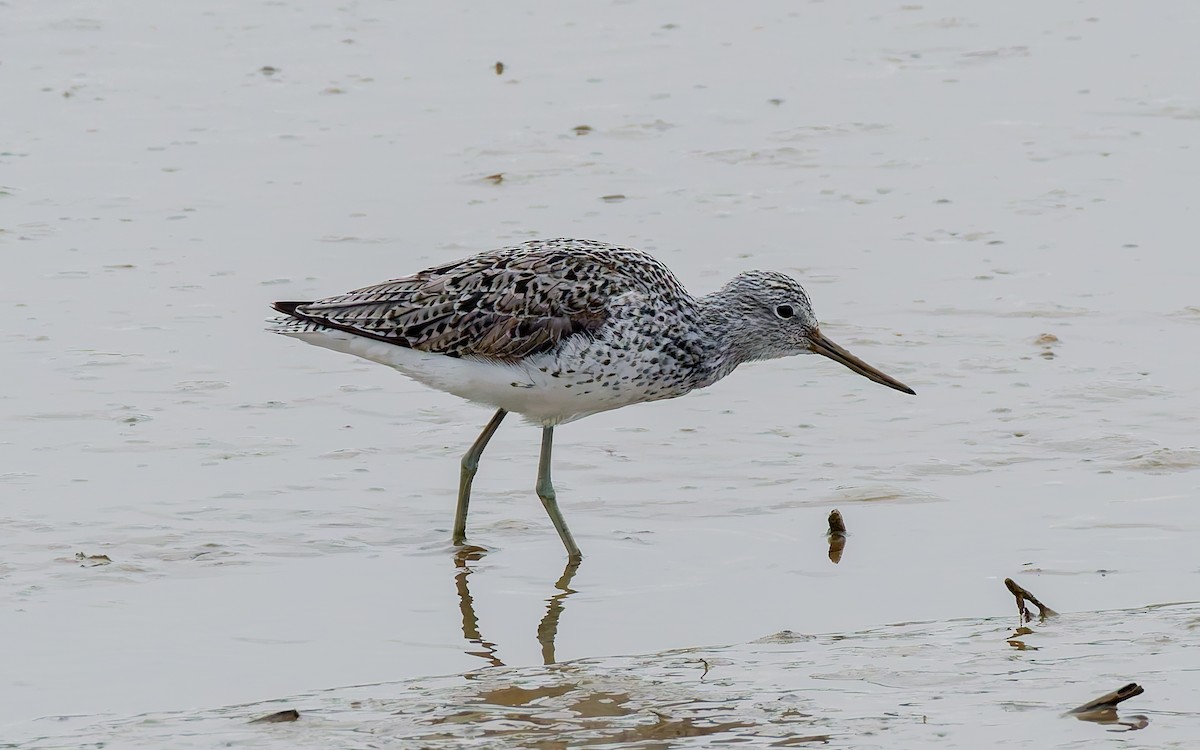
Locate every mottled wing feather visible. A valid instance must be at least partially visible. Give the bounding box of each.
[279,239,677,361]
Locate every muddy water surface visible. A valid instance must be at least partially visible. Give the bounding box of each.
[3,0,1199,746]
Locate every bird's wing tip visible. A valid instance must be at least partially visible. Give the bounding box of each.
[272,300,310,316]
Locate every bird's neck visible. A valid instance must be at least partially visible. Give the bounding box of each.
[688,288,756,387]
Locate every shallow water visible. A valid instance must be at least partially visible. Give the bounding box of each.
[13,603,1198,748]
[4,0,1200,746]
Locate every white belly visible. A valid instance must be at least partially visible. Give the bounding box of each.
[278,327,678,425]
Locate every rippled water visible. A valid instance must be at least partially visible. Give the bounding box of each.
[4,0,1200,747]
[14,603,1198,748]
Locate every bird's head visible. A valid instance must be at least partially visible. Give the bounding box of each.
[718,271,915,395]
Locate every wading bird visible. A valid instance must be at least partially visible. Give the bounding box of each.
[271,238,914,560]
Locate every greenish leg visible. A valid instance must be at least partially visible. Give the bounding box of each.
[536,426,583,561]
[453,409,507,546]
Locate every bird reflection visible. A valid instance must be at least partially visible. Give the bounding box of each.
[454,545,503,667]
[536,559,580,664]
[453,546,581,668]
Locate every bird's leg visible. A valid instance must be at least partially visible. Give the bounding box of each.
[535,426,583,561]
[453,409,508,546]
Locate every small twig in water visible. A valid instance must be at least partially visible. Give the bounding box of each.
[1067,683,1144,715]
[1065,683,1148,731]
[826,509,847,564]
[1004,578,1058,622]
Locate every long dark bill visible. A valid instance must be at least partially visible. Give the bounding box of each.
[808,332,915,395]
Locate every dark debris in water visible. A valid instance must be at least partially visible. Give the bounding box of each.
[826,509,846,564]
[1067,682,1143,715]
[826,509,847,537]
[772,736,833,746]
[1005,577,1058,623]
[1066,683,1148,731]
[74,552,112,567]
[249,709,300,724]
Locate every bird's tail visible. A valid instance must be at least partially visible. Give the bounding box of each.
[267,300,322,335]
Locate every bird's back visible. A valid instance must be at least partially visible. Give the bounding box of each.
[270,238,687,361]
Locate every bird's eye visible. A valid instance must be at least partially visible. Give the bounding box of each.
[775,304,795,319]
